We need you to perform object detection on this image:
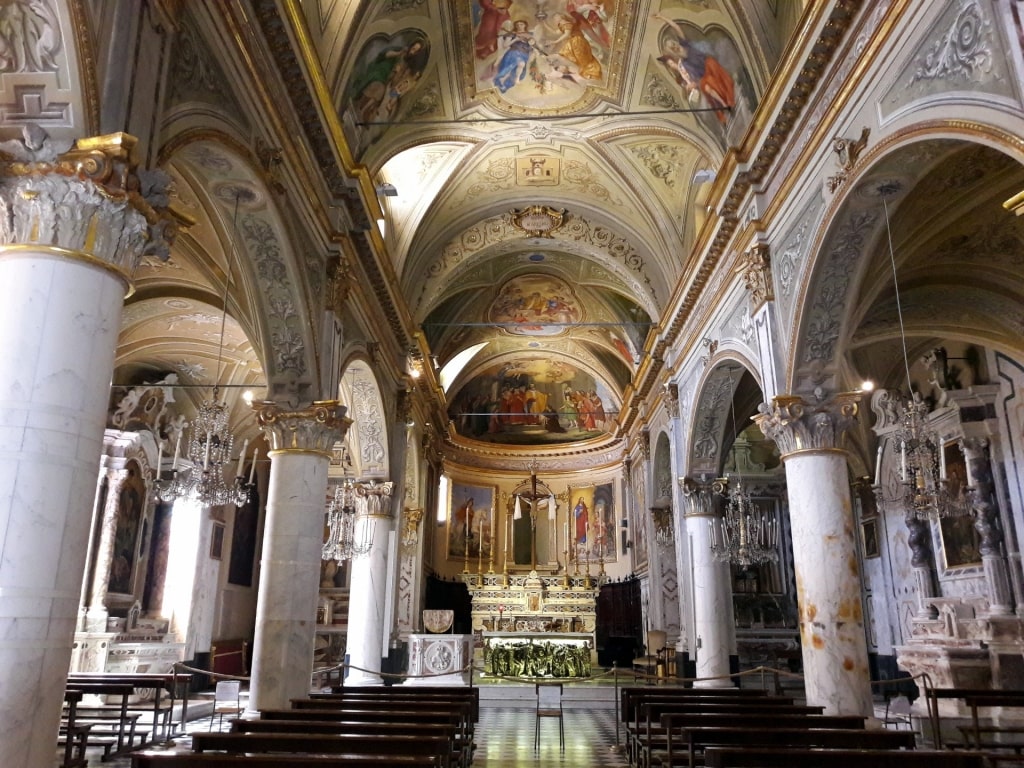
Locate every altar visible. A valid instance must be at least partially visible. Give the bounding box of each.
[462,569,599,677]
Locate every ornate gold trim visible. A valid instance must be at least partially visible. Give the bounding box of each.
[0,244,134,297]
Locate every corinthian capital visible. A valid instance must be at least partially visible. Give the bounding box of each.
[355,481,395,518]
[0,130,177,269]
[736,244,773,311]
[253,400,351,454]
[754,392,861,458]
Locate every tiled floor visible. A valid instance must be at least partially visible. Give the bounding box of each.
[73,703,628,767]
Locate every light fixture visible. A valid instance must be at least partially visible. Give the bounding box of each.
[705,391,779,567]
[375,182,398,197]
[875,184,969,521]
[158,193,252,508]
[322,447,372,562]
[709,476,778,568]
[651,497,674,549]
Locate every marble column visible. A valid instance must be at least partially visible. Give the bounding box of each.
[905,512,939,619]
[755,393,873,717]
[345,482,395,686]
[0,132,173,768]
[680,478,735,687]
[964,437,1014,616]
[247,401,350,712]
[84,466,130,631]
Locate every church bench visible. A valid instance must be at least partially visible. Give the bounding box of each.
[630,701,826,768]
[64,681,144,756]
[319,685,480,721]
[662,726,916,768]
[58,688,91,768]
[190,732,451,767]
[702,747,984,768]
[131,751,439,767]
[67,672,192,740]
[288,698,474,745]
[229,719,468,767]
[637,712,866,768]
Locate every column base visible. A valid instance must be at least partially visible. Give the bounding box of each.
[345,671,384,686]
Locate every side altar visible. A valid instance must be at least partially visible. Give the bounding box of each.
[462,570,599,677]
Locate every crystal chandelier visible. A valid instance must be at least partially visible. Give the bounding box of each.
[322,476,372,562]
[157,193,251,508]
[709,477,779,568]
[158,386,252,507]
[651,497,674,549]
[877,186,969,521]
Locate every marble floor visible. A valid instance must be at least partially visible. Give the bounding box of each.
[71,702,629,767]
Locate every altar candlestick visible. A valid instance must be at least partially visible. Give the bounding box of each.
[248,450,258,484]
[172,431,182,470]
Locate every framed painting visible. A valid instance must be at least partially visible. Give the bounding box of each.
[861,518,880,559]
[108,461,147,596]
[939,441,981,570]
[567,482,616,563]
[447,482,496,561]
[210,522,225,560]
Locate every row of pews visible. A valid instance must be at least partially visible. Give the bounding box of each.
[131,685,479,768]
[621,684,985,768]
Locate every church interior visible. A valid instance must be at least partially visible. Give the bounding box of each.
[3,0,1024,766]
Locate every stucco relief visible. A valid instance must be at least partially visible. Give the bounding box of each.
[352,377,387,470]
[0,0,60,73]
[168,14,246,122]
[691,372,734,464]
[774,199,817,322]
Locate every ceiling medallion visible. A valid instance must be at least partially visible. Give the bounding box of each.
[509,205,568,238]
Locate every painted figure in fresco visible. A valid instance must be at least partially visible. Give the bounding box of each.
[549,12,602,81]
[475,0,514,59]
[453,496,475,553]
[350,37,429,124]
[574,497,589,543]
[494,19,536,93]
[652,13,735,125]
[567,1,612,50]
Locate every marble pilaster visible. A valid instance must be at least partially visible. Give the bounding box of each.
[680,478,735,687]
[247,401,350,712]
[755,393,873,717]
[345,481,395,686]
[0,132,173,768]
[85,466,130,631]
[963,437,1014,616]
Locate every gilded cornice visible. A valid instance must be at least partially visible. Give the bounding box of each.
[68,0,100,136]
[442,427,625,474]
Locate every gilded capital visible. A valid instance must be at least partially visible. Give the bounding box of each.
[253,399,351,454]
[355,481,395,518]
[754,392,860,458]
[0,129,176,270]
[736,244,773,311]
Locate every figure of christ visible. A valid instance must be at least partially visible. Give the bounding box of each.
[574,497,589,544]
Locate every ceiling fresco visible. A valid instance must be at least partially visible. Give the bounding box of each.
[317,0,781,449]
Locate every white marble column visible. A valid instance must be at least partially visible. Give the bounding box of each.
[247,401,350,712]
[0,132,173,768]
[756,393,873,717]
[345,482,395,686]
[85,466,130,631]
[680,478,735,687]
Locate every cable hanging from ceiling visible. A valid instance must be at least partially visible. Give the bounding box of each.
[157,193,254,508]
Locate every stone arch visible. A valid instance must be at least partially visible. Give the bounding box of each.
[686,357,762,479]
[339,357,390,480]
[788,126,1024,397]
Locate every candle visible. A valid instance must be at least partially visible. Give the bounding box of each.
[939,441,947,481]
[236,438,249,478]
[248,450,257,484]
[203,430,212,470]
[155,439,163,474]
[172,431,182,469]
[874,443,883,486]
[900,442,907,481]
[548,494,556,520]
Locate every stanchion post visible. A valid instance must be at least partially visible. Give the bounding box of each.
[610,662,623,753]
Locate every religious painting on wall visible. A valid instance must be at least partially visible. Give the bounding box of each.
[468,0,625,112]
[648,12,755,148]
[343,29,431,148]
[568,482,616,563]
[108,461,147,596]
[448,482,496,561]
[631,463,648,572]
[448,356,616,445]
[509,492,556,568]
[939,441,981,570]
[488,274,581,336]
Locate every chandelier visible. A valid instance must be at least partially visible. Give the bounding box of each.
[322,452,372,562]
[651,497,674,549]
[876,186,969,521]
[158,387,252,507]
[709,477,778,568]
[158,193,251,508]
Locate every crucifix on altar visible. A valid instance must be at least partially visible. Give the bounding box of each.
[507,461,559,572]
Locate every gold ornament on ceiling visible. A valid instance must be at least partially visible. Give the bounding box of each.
[509,205,568,238]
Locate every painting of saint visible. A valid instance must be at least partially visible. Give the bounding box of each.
[109,462,147,595]
[569,483,616,562]
[447,483,496,560]
[652,13,734,125]
[494,19,537,93]
[488,274,581,336]
[475,0,514,59]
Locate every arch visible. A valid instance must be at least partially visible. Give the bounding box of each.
[685,358,761,479]
[788,125,1024,396]
[339,357,391,480]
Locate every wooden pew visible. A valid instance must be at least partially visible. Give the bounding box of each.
[316,685,480,721]
[190,732,452,767]
[58,688,91,768]
[230,718,467,766]
[671,726,916,768]
[703,747,985,768]
[924,688,1024,751]
[67,671,192,740]
[64,681,142,757]
[131,752,439,767]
